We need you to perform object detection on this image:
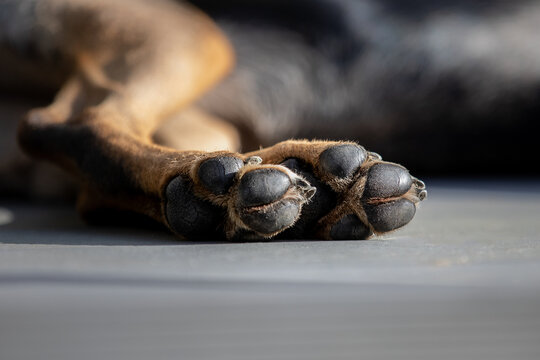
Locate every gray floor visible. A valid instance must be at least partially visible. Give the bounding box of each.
[1,180,540,360]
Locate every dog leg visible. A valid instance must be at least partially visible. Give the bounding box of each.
[153,107,241,153]
[20,89,319,240]
[14,0,317,240]
[14,0,233,232]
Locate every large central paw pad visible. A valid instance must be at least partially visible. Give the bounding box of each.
[319,144,367,178]
[197,156,244,195]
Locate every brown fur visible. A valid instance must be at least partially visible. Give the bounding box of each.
[16,0,233,224]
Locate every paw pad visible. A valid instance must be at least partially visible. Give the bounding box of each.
[238,169,291,207]
[330,214,371,240]
[363,163,412,199]
[319,144,366,178]
[166,176,221,238]
[364,198,416,232]
[236,167,313,236]
[240,200,300,234]
[198,156,244,195]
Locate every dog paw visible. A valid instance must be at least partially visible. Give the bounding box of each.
[164,155,315,240]
[275,142,426,240]
[164,141,425,241]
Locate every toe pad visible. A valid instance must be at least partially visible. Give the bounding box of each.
[363,163,412,199]
[238,169,291,207]
[319,144,366,178]
[240,200,300,235]
[330,214,371,240]
[198,156,243,195]
[365,199,416,232]
[166,176,220,238]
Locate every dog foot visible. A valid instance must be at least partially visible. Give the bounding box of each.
[165,155,315,240]
[164,141,425,241]
[254,141,426,240]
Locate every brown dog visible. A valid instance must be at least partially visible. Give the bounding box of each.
[2,0,430,240]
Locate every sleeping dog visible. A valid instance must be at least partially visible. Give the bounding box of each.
[1,0,538,240]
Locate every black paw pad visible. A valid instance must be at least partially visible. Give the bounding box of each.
[319,144,366,178]
[240,200,300,234]
[280,158,337,238]
[238,169,291,207]
[280,158,303,173]
[330,214,371,240]
[363,163,412,199]
[166,176,221,238]
[198,156,244,195]
[365,199,416,232]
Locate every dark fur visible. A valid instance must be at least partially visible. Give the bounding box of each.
[2,0,539,175]
[194,0,540,175]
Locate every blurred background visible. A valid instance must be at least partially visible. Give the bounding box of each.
[193,0,540,176]
[1,1,540,359]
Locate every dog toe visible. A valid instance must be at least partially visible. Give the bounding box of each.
[198,156,244,195]
[319,144,367,178]
[329,214,371,240]
[364,198,416,232]
[362,163,413,199]
[235,167,315,237]
[165,176,222,239]
[240,200,301,234]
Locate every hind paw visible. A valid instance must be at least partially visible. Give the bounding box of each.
[164,154,315,240]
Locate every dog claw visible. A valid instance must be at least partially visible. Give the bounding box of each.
[246,156,263,165]
[293,177,317,200]
[368,151,383,161]
[412,176,426,190]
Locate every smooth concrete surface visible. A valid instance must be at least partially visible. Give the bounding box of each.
[1,180,540,360]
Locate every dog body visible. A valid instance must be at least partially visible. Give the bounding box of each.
[0,0,537,239]
[195,0,540,173]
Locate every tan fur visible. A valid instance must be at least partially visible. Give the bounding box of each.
[17,0,234,225]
